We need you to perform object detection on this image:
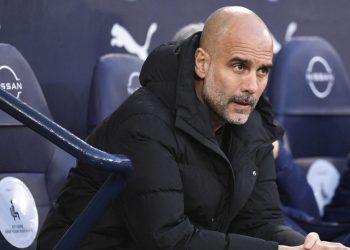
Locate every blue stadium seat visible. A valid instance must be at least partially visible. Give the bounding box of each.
[87,53,142,133]
[267,36,350,214]
[0,60,132,250]
[0,43,75,249]
[268,37,350,243]
[267,36,350,158]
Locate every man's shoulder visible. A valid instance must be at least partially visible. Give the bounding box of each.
[87,87,175,149]
[115,86,174,126]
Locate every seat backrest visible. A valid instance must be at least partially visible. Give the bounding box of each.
[267,37,350,216]
[0,43,74,249]
[267,36,350,158]
[87,53,143,133]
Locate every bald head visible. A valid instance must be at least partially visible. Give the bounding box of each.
[200,6,273,55]
[194,6,274,129]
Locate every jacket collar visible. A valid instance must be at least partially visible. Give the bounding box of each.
[139,32,217,139]
[174,33,216,140]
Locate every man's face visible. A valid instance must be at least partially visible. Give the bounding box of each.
[201,32,273,125]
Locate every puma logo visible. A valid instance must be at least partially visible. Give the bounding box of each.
[110,22,158,61]
[110,21,296,57]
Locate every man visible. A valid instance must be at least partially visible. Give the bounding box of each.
[38,6,349,250]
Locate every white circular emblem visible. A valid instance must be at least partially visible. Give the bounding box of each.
[305,56,334,99]
[0,177,39,248]
[306,159,340,216]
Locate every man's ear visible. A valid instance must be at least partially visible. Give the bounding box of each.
[194,48,209,79]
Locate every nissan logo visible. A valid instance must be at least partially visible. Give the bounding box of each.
[0,65,23,99]
[305,56,334,99]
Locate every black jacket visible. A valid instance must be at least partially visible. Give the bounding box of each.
[38,33,304,249]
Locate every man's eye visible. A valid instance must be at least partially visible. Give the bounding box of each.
[233,64,244,71]
[258,67,270,76]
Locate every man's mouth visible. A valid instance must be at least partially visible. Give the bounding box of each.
[229,95,257,108]
[233,100,252,106]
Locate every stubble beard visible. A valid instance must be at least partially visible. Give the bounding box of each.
[202,70,257,125]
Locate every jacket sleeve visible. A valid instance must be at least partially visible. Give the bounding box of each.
[228,146,305,246]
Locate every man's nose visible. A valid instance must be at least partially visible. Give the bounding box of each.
[241,71,259,94]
